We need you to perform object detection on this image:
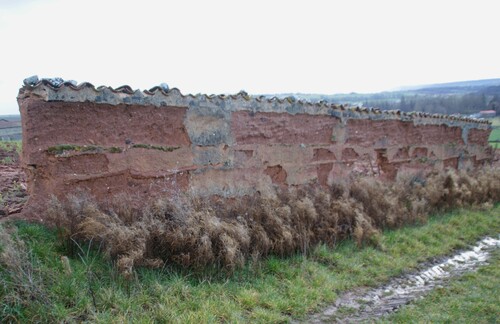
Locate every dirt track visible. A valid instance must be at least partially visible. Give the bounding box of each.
[301,236,500,323]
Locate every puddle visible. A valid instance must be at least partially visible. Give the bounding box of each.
[301,236,500,323]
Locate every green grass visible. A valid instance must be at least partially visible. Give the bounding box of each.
[489,117,500,149]
[1,205,499,323]
[0,140,21,164]
[0,140,21,152]
[381,250,500,323]
[489,127,500,149]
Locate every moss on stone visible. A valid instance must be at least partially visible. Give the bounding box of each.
[47,144,82,155]
[131,144,179,152]
[108,147,123,153]
[47,144,123,155]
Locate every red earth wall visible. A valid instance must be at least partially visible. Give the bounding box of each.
[17,80,494,214]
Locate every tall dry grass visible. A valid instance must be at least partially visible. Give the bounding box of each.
[46,167,500,274]
[0,225,49,312]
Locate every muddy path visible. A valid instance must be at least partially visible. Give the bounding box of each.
[300,236,500,323]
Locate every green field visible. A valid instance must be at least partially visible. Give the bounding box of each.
[489,127,500,149]
[489,127,500,141]
[488,117,500,149]
[0,115,21,141]
[0,128,21,141]
[1,206,499,323]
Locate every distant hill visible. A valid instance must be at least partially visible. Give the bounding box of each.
[0,114,21,121]
[0,115,21,141]
[398,78,500,92]
[265,78,500,116]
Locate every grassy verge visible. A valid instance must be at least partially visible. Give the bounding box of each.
[1,205,499,323]
[381,249,500,323]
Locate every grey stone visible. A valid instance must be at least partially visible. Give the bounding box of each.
[43,77,65,87]
[160,83,169,92]
[23,75,39,86]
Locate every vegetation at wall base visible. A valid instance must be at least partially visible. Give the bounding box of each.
[44,167,500,275]
[1,201,499,321]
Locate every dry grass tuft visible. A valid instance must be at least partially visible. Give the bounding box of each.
[45,167,500,274]
[0,225,49,311]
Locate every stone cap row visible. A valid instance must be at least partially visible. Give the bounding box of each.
[18,76,491,126]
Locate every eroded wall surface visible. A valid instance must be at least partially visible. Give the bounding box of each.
[18,80,493,212]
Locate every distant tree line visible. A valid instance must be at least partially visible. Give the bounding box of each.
[363,93,498,115]
[272,83,500,116]
[361,85,500,115]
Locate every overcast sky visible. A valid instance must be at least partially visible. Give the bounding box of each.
[1,0,499,115]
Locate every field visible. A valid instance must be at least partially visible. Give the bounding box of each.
[489,128,500,149]
[489,117,500,149]
[0,115,21,141]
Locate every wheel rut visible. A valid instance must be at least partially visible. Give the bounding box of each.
[299,236,500,323]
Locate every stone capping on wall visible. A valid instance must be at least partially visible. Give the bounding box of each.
[18,77,492,129]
